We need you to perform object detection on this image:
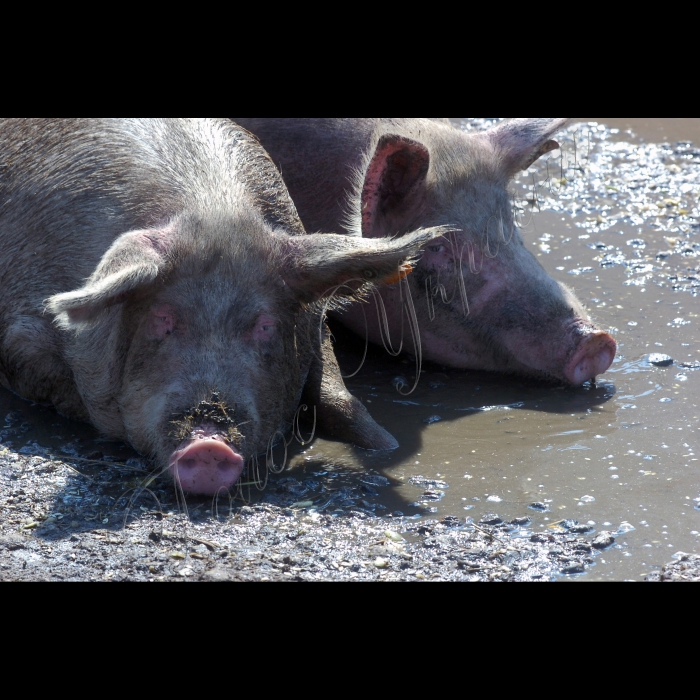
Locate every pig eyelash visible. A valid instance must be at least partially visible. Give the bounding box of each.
[467,242,483,276]
[423,232,471,320]
[229,405,318,503]
[391,274,422,396]
[318,275,424,395]
[114,461,165,528]
[370,275,423,395]
[210,487,237,521]
[482,213,514,259]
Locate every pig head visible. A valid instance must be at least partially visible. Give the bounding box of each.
[233,118,616,385]
[46,212,440,495]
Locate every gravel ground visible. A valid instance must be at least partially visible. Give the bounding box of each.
[0,443,624,582]
[646,553,700,582]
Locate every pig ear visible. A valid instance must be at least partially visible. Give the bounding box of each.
[303,323,399,450]
[360,134,430,238]
[46,228,171,324]
[486,118,572,175]
[281,226,448,304]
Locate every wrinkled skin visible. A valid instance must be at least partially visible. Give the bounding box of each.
[0,118,440,495]
[233,118,616,385]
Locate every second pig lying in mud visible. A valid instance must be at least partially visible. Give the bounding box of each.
[233,118,617,385]
[0,118,443,495]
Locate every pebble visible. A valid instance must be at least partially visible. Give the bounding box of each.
[561,563,586,575]
[569,524,595,535]
[648,353,674,367]
[592,532,616,549]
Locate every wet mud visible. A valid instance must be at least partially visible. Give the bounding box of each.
[1,117,699,581]
[0,445,616,582]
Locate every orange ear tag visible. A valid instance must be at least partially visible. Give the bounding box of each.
[382,263,413,286]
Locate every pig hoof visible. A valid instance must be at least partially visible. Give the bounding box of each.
[169,439,244,495]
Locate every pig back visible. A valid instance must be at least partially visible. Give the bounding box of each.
[0,118,302,310]
[232,118,380,234]
[231,118,455,235]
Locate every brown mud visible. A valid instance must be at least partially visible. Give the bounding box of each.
[1,117,698,581]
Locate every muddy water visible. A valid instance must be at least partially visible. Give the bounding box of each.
[1,118,698,581]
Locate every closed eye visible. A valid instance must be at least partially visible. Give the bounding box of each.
[251,314,277,342]
[150,304,176,339]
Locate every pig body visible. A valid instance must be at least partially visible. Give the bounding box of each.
[0,118,438,494]
[233,118,616,385]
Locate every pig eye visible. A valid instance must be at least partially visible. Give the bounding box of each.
[150,304,175,339]
[251,314,277,342]
[364,269,377,280]
[429,244,446,253]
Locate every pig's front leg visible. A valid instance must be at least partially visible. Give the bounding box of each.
[0,314,90,422]
[303,322,398,451]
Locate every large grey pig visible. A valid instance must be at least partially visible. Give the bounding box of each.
[233,118,616,385]
[0,118,440,495]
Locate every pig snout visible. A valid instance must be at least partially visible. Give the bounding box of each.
[168,427,244,495]
[564,330,617,386]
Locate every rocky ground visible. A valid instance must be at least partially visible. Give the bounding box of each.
[0,438,643,582]
[646,553,700,582]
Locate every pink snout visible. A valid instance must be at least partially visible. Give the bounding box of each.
[169,438,244,495]
[564,331,617,386]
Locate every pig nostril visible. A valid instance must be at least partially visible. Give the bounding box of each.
[217,460,238,473]
[565,334,616,386]
[180,458,197,470]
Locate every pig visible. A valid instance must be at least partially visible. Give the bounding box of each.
[232,118,617,385]
[0,118,442,495]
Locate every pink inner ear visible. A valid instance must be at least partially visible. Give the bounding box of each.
[361,134,430,238]
[251,314,276,342]
[149,304,175,339]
